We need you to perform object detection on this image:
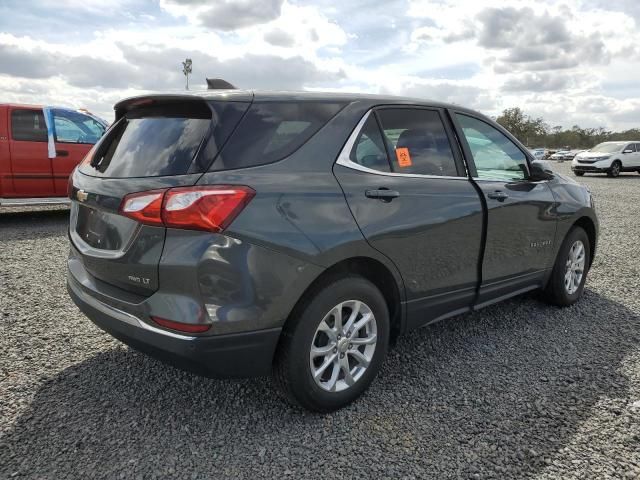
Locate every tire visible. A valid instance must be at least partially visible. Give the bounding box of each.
[574,171,585,177]
[607,160,621,177]
[542,226,591,307]
[273,276,389,412]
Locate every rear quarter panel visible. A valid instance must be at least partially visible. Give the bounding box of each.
[196,101,407,329]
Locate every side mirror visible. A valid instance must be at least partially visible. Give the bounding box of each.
[530,160,554,181]
[623,149,633,154]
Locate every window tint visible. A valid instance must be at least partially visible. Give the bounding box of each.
[11,109,47,142]
[211,101,345,171]
[53,109,105,144]
[80,101,248,178]
[456,114,528,181]
[349,115,390,172]
[376,108,458,176]
[635,143,640,152]
[83,117,210,178]
[624,144,636,152]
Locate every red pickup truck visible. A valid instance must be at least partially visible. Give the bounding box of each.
[0,103,107,206]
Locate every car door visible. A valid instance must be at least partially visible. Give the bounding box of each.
[623,143,640,168]
[51,108,106,195]
[334,107,484,329]
[8,107,56,197]
[451,111,557,306]
[634,144,640,168]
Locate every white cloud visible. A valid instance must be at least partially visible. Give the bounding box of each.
[1,0,639,129]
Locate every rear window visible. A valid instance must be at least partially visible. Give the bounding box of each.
[210,101,345,171]
[80,101,248,178]
[11,109,47,142]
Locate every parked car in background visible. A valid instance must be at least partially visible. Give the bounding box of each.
[564,150,584,161]
[529,148,546,160]
[572,141,640,177]
[0,103,107,206]
[550,150,570,161]
[67,91,598,411]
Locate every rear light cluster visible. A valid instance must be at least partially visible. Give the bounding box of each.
[119,185,255,232]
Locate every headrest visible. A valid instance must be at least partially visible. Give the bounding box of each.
[396,129,434,151]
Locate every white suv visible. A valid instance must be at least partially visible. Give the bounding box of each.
[572,141,640,177]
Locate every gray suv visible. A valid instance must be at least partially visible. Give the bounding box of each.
[67,91,598,411]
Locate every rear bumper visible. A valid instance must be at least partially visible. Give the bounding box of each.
[67,274,281,378]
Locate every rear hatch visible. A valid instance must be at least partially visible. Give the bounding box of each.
[69,94,251,295]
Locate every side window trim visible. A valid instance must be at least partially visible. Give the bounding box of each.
[335,107,468,180]
[449,109,533,181]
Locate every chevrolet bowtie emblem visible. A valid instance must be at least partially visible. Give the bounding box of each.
[76,189,88,202]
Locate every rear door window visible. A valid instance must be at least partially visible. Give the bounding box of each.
[80,101,248,178]
[375,108,460,176]
[210,101,345,171]
[11,109,47,142]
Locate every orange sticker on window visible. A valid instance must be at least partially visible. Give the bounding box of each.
[395,147,412,168]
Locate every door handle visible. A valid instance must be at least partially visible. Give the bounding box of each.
[365,188,400,202]
[56,150,69,157]
[487,190,509,202]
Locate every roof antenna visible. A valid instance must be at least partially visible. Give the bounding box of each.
[206,78,237,90]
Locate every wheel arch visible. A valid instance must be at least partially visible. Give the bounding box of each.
[280,256,406,344]
[572,216,597,267]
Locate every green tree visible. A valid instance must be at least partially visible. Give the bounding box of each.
[496,107,636,150]
[496,107,547,146]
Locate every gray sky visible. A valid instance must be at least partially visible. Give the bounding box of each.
[1,0,638,129]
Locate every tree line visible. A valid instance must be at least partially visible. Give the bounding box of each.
[495,107,640,149]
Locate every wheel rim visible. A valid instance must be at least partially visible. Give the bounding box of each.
[612,163,620,176]
[564,240,586,295]
[309,300,377,392]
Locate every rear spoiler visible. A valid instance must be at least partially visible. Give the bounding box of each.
[113,91,253,120]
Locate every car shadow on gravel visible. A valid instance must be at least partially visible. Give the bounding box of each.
[2,289,639,478]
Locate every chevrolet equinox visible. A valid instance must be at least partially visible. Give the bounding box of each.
[67,91,598,412]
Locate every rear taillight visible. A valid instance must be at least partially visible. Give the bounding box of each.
[119,189,165,226]
[119,185,255,232]
[151,316,211,334]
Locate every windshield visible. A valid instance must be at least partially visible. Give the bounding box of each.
[589,142,625,153]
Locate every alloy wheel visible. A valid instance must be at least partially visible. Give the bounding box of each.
[611,162,621,177]
[309,300,377,392]
[564,240,586,295]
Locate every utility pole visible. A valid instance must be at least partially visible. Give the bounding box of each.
[182,58,192,90]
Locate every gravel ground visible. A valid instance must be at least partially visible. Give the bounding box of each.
[1,162,639,479]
